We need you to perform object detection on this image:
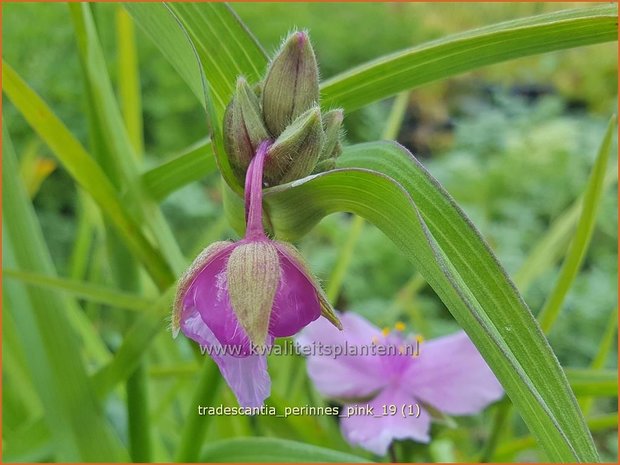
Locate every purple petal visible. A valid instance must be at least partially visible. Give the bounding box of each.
[181,306,271,408]
[295,312,389,399]
[340,386,430,455]
[403,331,503,415]
[181,243,254,355]
[268,245,322,338]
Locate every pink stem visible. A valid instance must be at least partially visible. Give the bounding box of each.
[244,141,271,240]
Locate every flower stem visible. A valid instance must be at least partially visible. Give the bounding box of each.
[126,363,152,462]
[175,359,222,462]
[244,141,271,240]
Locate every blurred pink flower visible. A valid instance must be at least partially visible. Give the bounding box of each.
[297,312,503,455]
[173,142,339,408]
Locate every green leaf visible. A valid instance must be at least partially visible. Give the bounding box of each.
[3,268,154,312]
[128,6,617,200]
[2,126,128,462]
[141,137,216,201]
[2,61,174,289]
[69,3,185,277]
[321,5,618,112]
[565,369,618,397]
[92,288,174,398]
[495,413,618,460]
[123,2,206,105]
[256,141,598,461]
[537,115,616,332]
[513,165,617,291]
[201,437,371,463]
[116,6,144,157]
[127,2,268,195]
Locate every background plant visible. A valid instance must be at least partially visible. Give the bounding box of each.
[2,2,617,463]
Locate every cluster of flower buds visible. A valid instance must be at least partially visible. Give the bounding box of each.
[224,31,344,187]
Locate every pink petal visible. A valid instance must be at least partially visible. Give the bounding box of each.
[268,245,322,338]
[181,244,253,355]
[181,307,271,408]
[404,331,503,415]
[340,386,431,455]
[296,313,389,399]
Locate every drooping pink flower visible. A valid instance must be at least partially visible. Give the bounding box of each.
[173,142,340,407]
[296,312,503,455]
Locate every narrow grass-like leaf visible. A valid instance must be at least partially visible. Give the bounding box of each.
[128,6,617,201]
[2,61,174,288]
[201,437,371,463]
[69,4,186,275]
[126,2,268,195]
[3,268,154,312]
[123,3,208,105]
[2,127,128,462]
[131,2,268,116]
[141,137,216,201]
[537,115,616,332]
[582,306,619,415]
[514,166,617,290]
[116,6,144,157]
[495,413,618,460]
[175,360,223,462]
[92,288,175,398]
[258,143,598,461]
[321,5,617,111]
[564,369,618,397]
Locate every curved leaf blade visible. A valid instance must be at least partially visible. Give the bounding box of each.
[201,437,371,463]
[261,145,598,461]
[321,5,617,112]
[2,61,174,289]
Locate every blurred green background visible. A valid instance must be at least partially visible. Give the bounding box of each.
[3,2,617,462]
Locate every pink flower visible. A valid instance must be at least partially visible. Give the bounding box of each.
[296,313,503,455]
[173,142,340,408]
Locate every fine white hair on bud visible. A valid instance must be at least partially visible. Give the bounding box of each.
[262,31,320,136]
[226,240,281,348]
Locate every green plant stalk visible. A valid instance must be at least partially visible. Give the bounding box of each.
[581,306,618,415]
[175,359,222,462]
[538,115,616,332]
[385,273,427,334]
[479,398,513,463]
[126,364,152,462]
[116,6,144,157]
[494,413,618,460]
[325,92,409,304]
[325,215,365,304]
[68,193,97,280]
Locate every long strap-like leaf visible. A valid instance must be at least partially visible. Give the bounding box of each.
[259,142,599,461]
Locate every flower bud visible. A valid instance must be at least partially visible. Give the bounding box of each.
[264,106,324,185]
[223,98,253,181]
[262,31,319,136]
[320,109,344,161]
[236,77,270,146]
[224,78,271,182]
[227,240,280,348]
